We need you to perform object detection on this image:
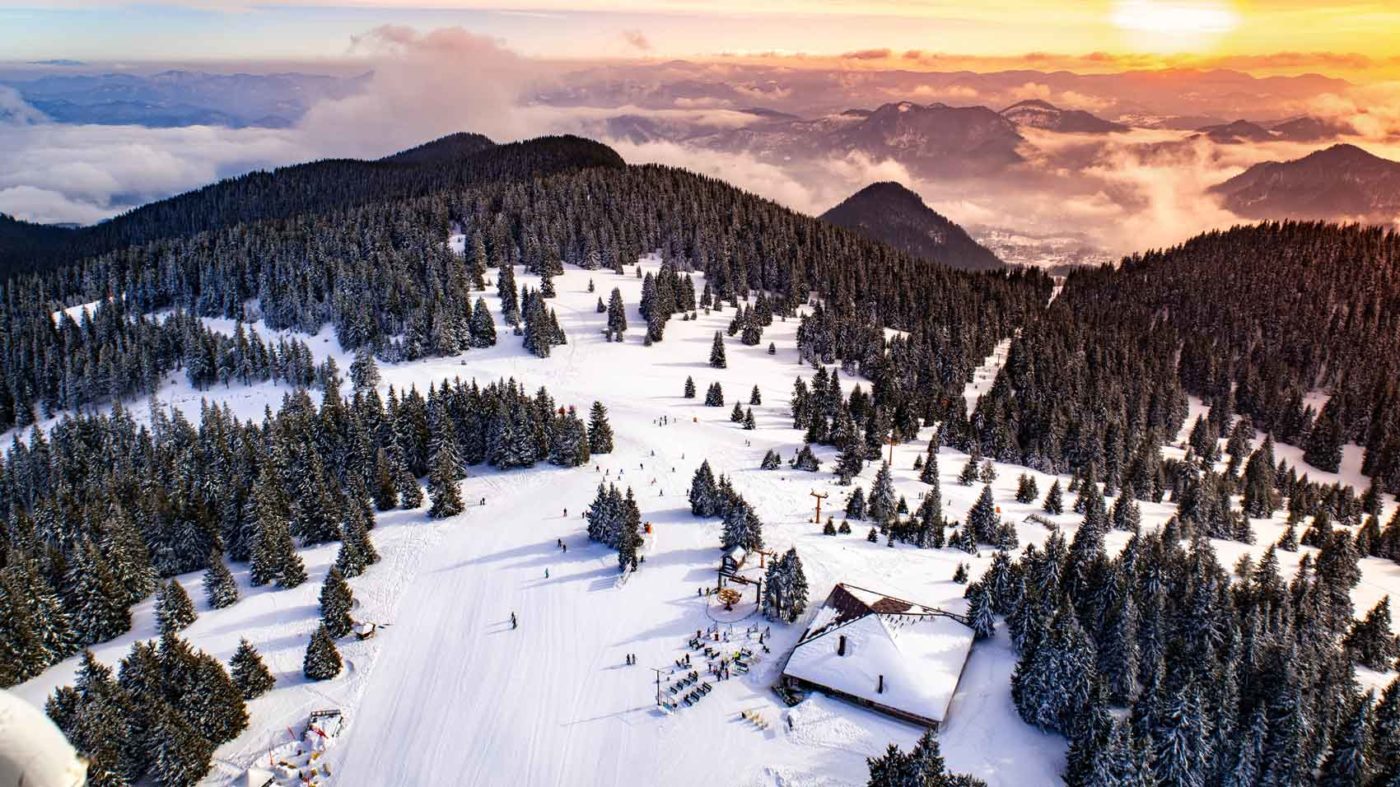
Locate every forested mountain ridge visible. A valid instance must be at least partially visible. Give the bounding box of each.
[820,181,1006,272]
[964,221,1400,498]
[0,133,623,277]
[0,137,1051,433]
[1210,144,1400,223]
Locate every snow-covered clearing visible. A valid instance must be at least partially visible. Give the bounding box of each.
[963,337,1012,415]
[11,253,1398,787]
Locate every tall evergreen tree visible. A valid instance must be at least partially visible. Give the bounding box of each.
[427,445,465,518]
[202,553,239,610]
[155,580,197,637]
[319,567,355,639]
[303,625,342,681]
[709,332,727,368]
[588,401,614,454]
[229,639,275,700]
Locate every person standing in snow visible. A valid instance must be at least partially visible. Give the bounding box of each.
[511,612,517,629]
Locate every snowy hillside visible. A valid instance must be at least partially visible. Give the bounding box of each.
[11,252,1399,787]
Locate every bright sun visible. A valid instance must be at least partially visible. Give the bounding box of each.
[1111,0,1240,50]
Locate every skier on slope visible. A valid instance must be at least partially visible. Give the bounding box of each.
[511,612,518,629]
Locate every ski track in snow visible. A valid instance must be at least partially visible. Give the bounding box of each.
[11,254,1399,787]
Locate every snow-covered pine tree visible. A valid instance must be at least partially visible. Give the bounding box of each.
[749,386,762,405]
[791,445,819,471]
[867,462,896,524]
[606,288,627,338]
[1110,495,1141,533]
[959,458,979,485]
[1011,597,1096,733]
[303,625,342,681]
[1344,597,1398,670]
[427,444,465,519]
[498,262,520,326]
[709,332,727,368]
[683,376,696,398]
[761,450,781,470]
[1317,692,1370,787]
[846,488,867,520]
[967,485,999,544]
[229,639,275,700]
[149,704,215,787]
[980,459,997,484]
[1016,473,1039,503]
[336,508,379,578]
[966,581,995,640]
[156,580,197,637]
[705,382,724,407]
[64,540,130,647]
[1304,398,1344,472]
[730,401,745,423]
[1241,435,1278,518]
[784,548,808,622]
[617,488,643,571]
[202,553,239,610]
[349,346,380,393]
[319,567,355,639]
[372,447,399,511]
[588,401,614,454]
[720,499,765,552]
[468,297,496,348]
[688,462,719,517]
[1044,479,1065,514]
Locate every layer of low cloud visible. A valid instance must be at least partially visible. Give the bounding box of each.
[0,25,539,224]
[0,121,311,224]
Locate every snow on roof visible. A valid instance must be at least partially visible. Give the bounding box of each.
[782,586,975,724]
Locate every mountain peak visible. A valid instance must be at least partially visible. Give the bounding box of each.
[1003,98,1059,112]
[378,132,496,165]
[849,181,925,204]
[1307,143,1381,165]
[1211,143,1400,222]
[820,181,1004,272]
[1000,99,1125,133]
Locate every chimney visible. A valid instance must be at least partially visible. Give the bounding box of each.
[837,635,847,656]
[877,675,885,694]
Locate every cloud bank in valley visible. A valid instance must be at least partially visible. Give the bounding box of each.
[0,26,542,224]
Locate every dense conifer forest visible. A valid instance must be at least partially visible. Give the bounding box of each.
[956,222,1400,497]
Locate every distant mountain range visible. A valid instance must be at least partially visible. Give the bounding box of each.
[1210,144,1400,223]
[1196,116,1356,144]
[642,100,1027,178]
[0,70,368,128]
[820,181,1005,272]
[999,100,1126,134]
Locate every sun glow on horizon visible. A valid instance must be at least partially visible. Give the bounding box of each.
[1111,0,1240,53]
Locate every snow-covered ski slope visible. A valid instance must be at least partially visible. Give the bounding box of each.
[12,254,1399,787]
